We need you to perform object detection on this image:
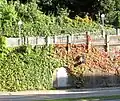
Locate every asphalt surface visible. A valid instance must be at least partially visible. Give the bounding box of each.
[104,99,120,101]
[0,87,120,101]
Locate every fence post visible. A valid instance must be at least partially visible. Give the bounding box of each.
[36,36,38,45]
[100,25,105,38]
[18,38,21,46]
[27,37,30,45]
[46,36,51,46]
[86,32,92,52]
[101,29,105,38]
[116,28,120,35]
[67,35,71,44]
[67,35,71,52]
[21,37,24,45]
[105,34,110,52]
[71,34,74,44]
[24,36,28,45]
[54,36,57,44]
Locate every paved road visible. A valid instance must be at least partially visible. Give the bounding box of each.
[105,99,120,101]
[0,87,120,101]
[104,99,120,101]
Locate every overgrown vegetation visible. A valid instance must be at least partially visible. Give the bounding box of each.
[0,0,120,91]
[55,44,120,88]
[0,36,63,91]
[0,0,116,37]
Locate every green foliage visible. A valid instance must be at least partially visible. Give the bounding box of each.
[99,0,120,27]
[0,36,6,48]
[0,36,8,58]
[100,0,115,13]
[0,0,103,37]
[0,45,63,91]
[37,0,68,15]
[0,0,18,36]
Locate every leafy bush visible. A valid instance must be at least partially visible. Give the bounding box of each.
[0,0,104,37]
[0,44,63,91]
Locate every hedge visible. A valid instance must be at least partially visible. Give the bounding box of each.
[0,45,63,91]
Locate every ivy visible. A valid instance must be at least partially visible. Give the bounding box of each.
[0,36,8,58]
[0,45,63,91]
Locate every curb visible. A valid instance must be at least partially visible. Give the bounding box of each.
[0,87,120,96]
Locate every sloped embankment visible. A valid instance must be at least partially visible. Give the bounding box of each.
[54,44,120,87]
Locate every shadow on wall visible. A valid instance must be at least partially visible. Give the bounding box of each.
[53,67,120,89]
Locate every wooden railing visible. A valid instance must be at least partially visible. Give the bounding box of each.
[5,32,120,53]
